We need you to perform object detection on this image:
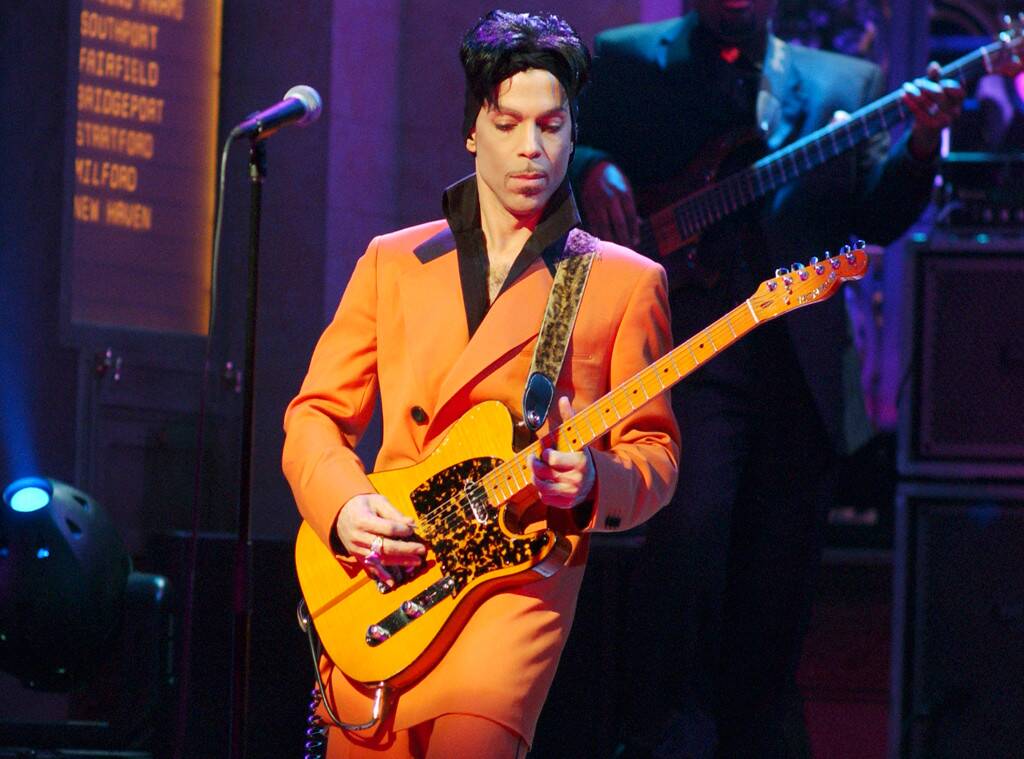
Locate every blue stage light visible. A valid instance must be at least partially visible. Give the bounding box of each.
[3,477,53,513]
[0,478,131,690]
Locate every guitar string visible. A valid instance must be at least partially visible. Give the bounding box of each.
[411,256,868,544]
[410,279,823,536]
[632,45,995,258]
[415,256,865,540]
[414,273,844,536]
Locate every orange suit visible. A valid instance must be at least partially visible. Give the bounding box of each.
[282,180,679,748]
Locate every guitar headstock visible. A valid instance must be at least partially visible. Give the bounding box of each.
[751,241,869,320]
[985,14,1024,77]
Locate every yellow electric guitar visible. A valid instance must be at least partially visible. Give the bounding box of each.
[295,243,869,691]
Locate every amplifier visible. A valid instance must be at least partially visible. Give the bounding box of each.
[938,152,1024,230]
[889,482,1024,759]
[898,233,1024,479]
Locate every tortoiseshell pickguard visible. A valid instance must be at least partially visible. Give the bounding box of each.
[410,457,549,593]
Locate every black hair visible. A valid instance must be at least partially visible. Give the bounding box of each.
[459,10,591,141]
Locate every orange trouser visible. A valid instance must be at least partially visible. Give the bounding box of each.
[324,713,527,759]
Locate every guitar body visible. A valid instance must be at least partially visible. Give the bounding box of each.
[294,400,570,688]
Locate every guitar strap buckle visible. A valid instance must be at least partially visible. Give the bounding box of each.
[522,228,597,431]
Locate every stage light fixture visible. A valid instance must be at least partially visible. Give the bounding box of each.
[0,477,131,690]
[3,476,53,513]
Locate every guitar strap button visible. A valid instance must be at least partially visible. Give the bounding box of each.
[411,406,429,425]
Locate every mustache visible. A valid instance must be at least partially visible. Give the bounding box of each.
[509,165,547,176]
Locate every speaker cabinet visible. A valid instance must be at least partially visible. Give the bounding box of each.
[889,483,1024,758]
[898,235,1024,479]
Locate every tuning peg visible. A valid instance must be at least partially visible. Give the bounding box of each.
[839,244,852,254]
[791,262,804,270]
[775,267,789,276]
[823,250,832,259]
[855,240,866,249]
[808,256,819,264]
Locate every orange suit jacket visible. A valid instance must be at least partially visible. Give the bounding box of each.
[282,219,680,744]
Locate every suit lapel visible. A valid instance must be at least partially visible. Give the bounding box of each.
[398,247,470,412]
[660,14,703,88]
[431,258,553,424]
[764,36,806,150]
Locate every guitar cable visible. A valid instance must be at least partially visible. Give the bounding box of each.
[304,686,329,759]
[297,599,393,735]
[172,131,237,759]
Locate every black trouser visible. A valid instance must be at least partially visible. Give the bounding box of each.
[622,307,836,759]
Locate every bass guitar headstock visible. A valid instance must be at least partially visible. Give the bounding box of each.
[750,241,869,321]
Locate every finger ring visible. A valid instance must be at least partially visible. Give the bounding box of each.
[370,535,384,554]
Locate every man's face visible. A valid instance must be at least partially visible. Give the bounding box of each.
[466,68,572,221]
[694,0,777,44]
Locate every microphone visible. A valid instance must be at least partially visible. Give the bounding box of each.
[230,85,323,141]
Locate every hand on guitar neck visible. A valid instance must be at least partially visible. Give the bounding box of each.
[903,60,965,160]
[527,396,596,510]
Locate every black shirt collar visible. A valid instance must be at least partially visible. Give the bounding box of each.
[438,174,581,337]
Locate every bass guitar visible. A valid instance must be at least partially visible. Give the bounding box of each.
[295,244,868,693]
[633,21,1024,269]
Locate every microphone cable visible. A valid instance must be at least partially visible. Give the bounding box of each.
[170,130,237,759]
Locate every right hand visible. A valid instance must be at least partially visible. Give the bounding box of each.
[580,160,639,247]
[335,494,425,585]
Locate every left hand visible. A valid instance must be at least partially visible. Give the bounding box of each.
[528,396,596,509]
[903,61,965,159]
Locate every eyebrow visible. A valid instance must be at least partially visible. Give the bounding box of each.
[491,106,568,119]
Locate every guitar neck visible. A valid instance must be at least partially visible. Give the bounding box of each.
[477,298,762,506]
[647,42,996,250]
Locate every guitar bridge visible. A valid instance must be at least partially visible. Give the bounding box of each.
[365,575,457,647]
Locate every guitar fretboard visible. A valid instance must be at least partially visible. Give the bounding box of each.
[638,40,999,258]
[477,296,764,507]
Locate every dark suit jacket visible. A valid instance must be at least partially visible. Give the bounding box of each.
[570,13,937,451]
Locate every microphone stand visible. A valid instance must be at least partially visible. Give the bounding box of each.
[228,136,266,759]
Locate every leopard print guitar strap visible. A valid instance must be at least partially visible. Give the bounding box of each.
[522,227,597,432]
